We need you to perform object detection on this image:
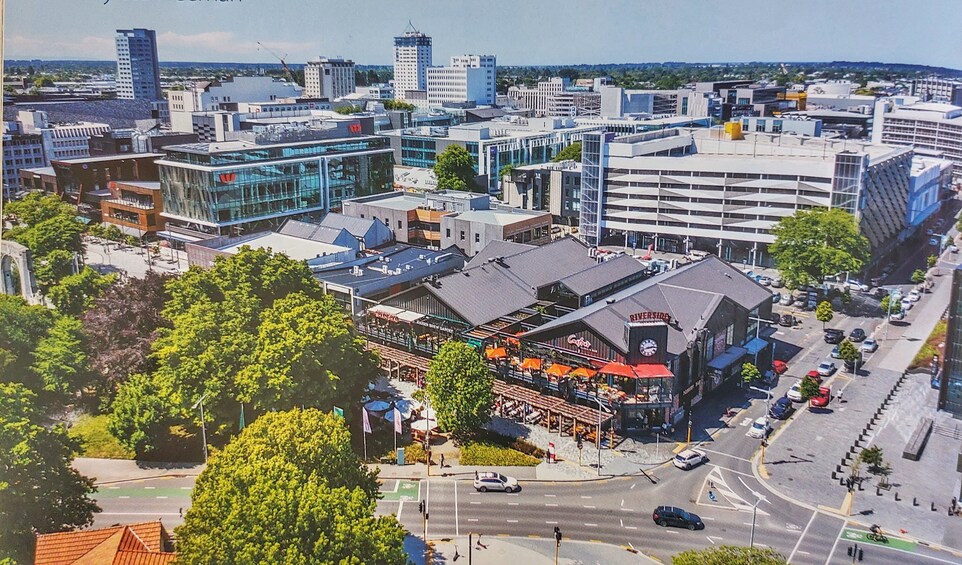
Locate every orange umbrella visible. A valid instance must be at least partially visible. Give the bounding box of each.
[570,367,598,378]
[545,363,572,377]
[506,336,520,346]
[485,347,507,360]
[519,358,542,371]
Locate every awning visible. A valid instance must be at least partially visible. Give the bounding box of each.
[600,361,673,379]
[485,347,508,360]
[600,362,636,378]
[519,358,542,371]
[744,337,768,356]
[570,367,598,378]
[397,310,425,323]
[366,304,424,323]
[545,363,572,377]
[156,230,203,243]
[707,346,748,370]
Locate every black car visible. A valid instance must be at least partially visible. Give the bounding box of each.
[769,396,794,420]
[824,329,845,344]
[849,328,867,342]
[652,506,705,530]
[778,314,796,327]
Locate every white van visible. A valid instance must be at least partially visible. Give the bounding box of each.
[685,250,710,262]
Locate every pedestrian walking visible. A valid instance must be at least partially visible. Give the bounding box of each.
[837,389,844,404]
[179,508,183,517]
[440,453,445,468]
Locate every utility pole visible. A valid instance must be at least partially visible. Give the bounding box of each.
[191,394,209,463]
[553,527,562,565]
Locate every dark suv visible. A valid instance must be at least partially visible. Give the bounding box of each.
[824,329,845,344]
[652,506,705,530]
[849,328,867,342]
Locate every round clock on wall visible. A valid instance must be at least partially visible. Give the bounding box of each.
[640,338,658,357]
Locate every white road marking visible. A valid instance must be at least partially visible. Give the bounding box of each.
[788,511,819,563]
[620,508,634,512]
[109,486,119,489]
[544,494,557,497]
[156,496,168,499]
[469,501,481,505]
[144,486,155,490]
[546,521,558,524]
[624,526,638,530]
[621,499,624,507]
[468,518,478,522]
[180,486,191,490]
[823,520,849,565]
[580,495,592,499]
[454,478,459,537]
[508,502,519,506]
[701,516,715,520]
[584,523,598,527]
[630,483,637,490]
[664,530,678,535]
[507,519,518,523]
[545,503,558,507]
[96,512,179,516]
[583,505,596,509]
[118,496,129,499]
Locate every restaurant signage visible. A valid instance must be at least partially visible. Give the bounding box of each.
[566,334,596,352]
[628,312,671,323]
[371,310,401,323]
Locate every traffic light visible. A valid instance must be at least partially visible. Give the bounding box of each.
[846,544,863,561]
[554,526,562,544]
[419,500,425,515]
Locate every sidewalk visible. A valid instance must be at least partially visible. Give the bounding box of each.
[413,535,658,565]
[74,458,205,485]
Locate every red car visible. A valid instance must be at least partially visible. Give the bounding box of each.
[810,386,831,408]
[805,370,823,385]
[772,360,789,375]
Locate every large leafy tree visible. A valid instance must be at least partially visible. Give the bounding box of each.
[0,383,99,564]
[237,292,379,413]
[815,300,834,329]
[30,316,91,400]
[426,342,494,438]
[769,208,870,288]
[0,295,56,381]
[4,193,86,292]
[108,372,179,457]
[81,272,173,395]
[434,145,480,192]
[46,267,117,317]
[175,409,406,565]
[552,141,582,162]
[673,545,786,565]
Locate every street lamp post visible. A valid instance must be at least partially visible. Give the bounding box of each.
[882,288,899,343]
[739,477,767,548]
[593,395,604,476]
[191,393,209,464]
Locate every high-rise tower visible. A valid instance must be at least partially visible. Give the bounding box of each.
[393,23,432,101]
[115,28,162,100]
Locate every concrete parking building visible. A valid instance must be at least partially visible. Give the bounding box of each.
[873,100,962,183]
[579,126,915,268]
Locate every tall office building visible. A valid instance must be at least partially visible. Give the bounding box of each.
[115,28,162,100]
[450,55,496,105]
[393,25,432,101]
[941,265,962,418]
[304,57,356,100]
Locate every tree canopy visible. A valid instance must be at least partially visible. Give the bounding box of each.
[46,267,116,317]
[3,193,87,292]
[880,294,902,316]
[0,295,56,382]
[552,141,582,162]
[815,301,834,329]
[0,383,99,564]
[741,362,760,384]
[672,545,787,565]
[769,209,870,288]
[175,409,406,565]
[434,145,481,192]
[426,342,494,438]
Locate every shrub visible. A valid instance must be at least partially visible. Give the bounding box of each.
[387,441,426,464]
[459,443,540,466]
[68,414,135,459]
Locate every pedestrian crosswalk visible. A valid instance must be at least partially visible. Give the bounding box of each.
[701,466,770,516]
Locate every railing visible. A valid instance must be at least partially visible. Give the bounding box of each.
[490,363,673,409]
[357,323,442,356]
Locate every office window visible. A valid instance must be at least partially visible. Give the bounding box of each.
[397,220,402,228]
[475,233,480,243]
[460,231,465,241]
[446,228,451,238]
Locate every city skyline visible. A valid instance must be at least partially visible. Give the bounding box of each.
[4,0,961,70]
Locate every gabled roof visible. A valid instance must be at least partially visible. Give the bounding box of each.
[558,254,647,296]
[463,237,595,290]
[318,213,380,239]
[464,239,535,269]
[34,522,175,565]
[422,263,538,327]
[278,219,350,245]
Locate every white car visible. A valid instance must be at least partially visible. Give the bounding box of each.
[748,417,771,439]
[779,294,793,306]
[907,289,921,302]
[787,382,804,402]
[817,361,837,376]
[673,449,708,470]
[861,339,879,353]
[847,280,869,292]
[900,298,914,311]
[474,472,519,493]
[890,310,906,321]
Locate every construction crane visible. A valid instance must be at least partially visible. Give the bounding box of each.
[257,41,298,86]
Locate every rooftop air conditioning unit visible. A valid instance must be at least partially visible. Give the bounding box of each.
[381,265,389,274]
[405,264,413,271]
[394,268,402,275]
[418,254,426,260]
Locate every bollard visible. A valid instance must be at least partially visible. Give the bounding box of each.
[895,492,900,501]
[932,502,938,512]
[832,471,837,480]
[913,497,918,506]
[877,486,882,496]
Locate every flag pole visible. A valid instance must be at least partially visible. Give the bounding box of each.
[363,426,368,461]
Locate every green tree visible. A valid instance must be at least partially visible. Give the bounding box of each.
[30,316,90,399]
[552,141,582,162]
[334,104,364,115]
[672,545,787,565]
[47,267,117,316]
[815,300,834,329]
[741,362,760,384]
[383,99,415,111]
[0,295,56,382]
[175,409,406,565]
[769,208,870,288]
[4,192,75,226]
[879,294,902,316]
[927,254,938,269]
[32,249,77,291]
[911,269,926,285]
[838,339,861,372]
[800,374,821,399]
[426,342,494,439]
[237,292,379,413]
[108,372,179,457]
[434,145,480,192]
[0,383,99,564]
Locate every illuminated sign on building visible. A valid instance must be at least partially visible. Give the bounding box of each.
[629,312,671,323]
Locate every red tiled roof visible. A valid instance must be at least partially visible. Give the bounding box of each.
[34,522,175,565]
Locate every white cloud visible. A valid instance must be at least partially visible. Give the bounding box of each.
[156,31,314,61]
[5,34,115,60]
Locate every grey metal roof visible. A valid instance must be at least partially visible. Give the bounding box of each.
[318,213,379,239]
[523,257,767,355]
[464,240,535,269]
[558,254,647,296]
[5,100,161,129]
[313,244,465,296]
[466,237,595,291]
[425,263,539,327]
[278,219,346,244]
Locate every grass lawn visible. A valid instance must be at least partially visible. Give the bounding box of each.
[909,320,946,370]
[68,414,134,459]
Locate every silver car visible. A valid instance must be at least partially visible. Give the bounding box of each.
[474,471,519,493]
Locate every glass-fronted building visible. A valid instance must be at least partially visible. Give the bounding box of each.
[157,136,394,238]
[940,266,962,419]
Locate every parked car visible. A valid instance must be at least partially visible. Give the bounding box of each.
[760,370,779,387]
[847,280,870,292]
[831,345,842,359]
[748,417,771,439]
[901,297,914,311]
[870,276,884,287]
[772,291,781,303]
[872,287,889,299]
[770,396,794,419]
[810,386,832,408]
[779,294,794,306]
[824,329,845,344]
[907,289,921,302]
[805,370,823,385]
[778,314,797,327]
[890,309,906,321]
[673,449,708,470]
[771,277,784,288]
[772,360,789,374]
[652,506,704,530]
[758,276,772,286]
[849,328,867,342]
[950,244,959,254]
[793,298,807,309]
[890,288,903,301]
[474,472,519,493]
[805,299,817,311]
[861,339,879,353]
[817,361,837,376]
[787,381,804,402]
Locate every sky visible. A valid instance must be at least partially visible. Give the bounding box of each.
[4,0,962,69]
